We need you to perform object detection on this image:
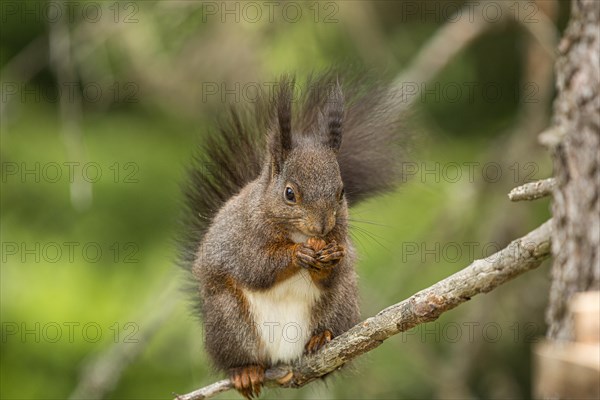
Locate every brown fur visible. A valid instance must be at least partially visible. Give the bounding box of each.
[180,72,409,397]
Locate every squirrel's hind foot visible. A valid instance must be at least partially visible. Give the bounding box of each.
[305,329,333,354]
[230,365,264,399]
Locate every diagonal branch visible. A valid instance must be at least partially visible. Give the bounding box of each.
[508,178,556,201]
[175,219,553,400]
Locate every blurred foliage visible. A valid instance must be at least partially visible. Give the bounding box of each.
[1,1,570,399]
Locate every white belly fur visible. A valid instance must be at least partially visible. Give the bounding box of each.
[242,269,322,364]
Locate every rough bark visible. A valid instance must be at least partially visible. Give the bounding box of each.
[509,178,556,201]
[546,0,600,341]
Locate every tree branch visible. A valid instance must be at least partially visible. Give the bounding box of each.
[508,178,556,201]
[175,219,553,400]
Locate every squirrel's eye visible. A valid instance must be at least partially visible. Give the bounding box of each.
[284,186,296,203]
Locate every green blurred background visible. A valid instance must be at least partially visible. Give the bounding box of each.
[1,1,569,399]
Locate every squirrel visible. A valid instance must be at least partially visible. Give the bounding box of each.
[179,72,407,398]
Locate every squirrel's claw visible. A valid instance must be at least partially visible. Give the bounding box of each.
[295,241,345,274]
[305,329,333,354]
[316,242,345,264]
[230,365,264,399]
[294,244,320,270]
[317,250,345,263]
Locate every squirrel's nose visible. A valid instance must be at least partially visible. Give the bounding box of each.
[321,214,334,235]
[319,222,327,236]
[306,225,324,237]
[306,222,327,237]
[310,214,335,237]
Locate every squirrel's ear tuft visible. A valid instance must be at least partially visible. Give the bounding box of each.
[268,76,295,175]
[325,81,344,152]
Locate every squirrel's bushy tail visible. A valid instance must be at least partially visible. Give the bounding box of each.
[178,71,409,272]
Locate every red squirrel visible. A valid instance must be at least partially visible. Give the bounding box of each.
[179,73,407,398]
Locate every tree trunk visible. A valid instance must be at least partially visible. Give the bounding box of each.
[546,0,600,341]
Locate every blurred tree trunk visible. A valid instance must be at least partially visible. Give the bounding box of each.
[546,0,600,341]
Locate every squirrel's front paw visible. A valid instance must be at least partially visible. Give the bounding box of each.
[230,365,264,399]
[293,243,320,270]
[294,239,344,272]
[316,241,345,267]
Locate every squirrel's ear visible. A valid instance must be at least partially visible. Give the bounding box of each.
[325,81,344,152]
[269,77,294,175]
